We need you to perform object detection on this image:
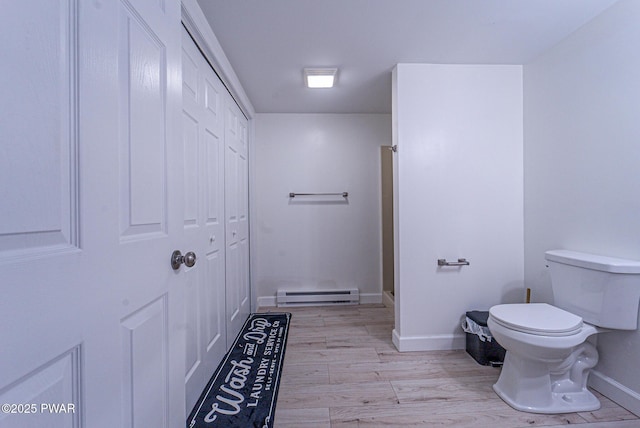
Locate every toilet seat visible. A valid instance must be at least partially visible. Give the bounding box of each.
[490,303,583,337]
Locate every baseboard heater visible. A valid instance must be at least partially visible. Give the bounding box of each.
[276,288,359,307]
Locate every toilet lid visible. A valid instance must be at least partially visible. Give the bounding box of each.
[489,303,583,336]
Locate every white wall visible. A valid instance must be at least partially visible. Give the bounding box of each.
[523,0,640,415]
[253,114,390,305]
[393,64,524,351]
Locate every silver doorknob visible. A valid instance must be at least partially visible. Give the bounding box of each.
[171,250,197,270]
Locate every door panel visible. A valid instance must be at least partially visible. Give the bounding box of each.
[121,297,169,428]
[115,0,176,260]
[183,113,200,227]
[0,347,81,428]
[225,102,250,343]
[184,265,201,381]
[204,251,225,349]
[118,4,168,239]
[0,0,78,258]
[181,29,227,412]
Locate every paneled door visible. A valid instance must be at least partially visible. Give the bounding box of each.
[181,28,228,412]
[0,1,186,427]
[224,100,251,344]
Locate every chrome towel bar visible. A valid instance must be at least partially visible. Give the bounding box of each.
[289,192,348,198]
[437,258,470,267]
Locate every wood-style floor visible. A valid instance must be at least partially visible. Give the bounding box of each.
[257,303,639,428]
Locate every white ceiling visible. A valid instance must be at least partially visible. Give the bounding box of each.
[196,0,618,114]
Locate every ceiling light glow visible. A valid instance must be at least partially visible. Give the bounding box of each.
[304,68,337,88]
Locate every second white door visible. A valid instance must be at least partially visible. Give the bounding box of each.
[181,28,251,412]
[224,92,251,345]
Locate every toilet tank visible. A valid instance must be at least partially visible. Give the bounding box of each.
[545,250,640,330]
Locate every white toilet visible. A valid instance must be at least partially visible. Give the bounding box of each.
[488,249,640,414]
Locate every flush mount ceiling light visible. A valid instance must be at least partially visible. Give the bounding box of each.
[304,68,337,88]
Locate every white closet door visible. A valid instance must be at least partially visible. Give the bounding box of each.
[0,1,185,427]
[181,28,228,412]
[225,99,251,344]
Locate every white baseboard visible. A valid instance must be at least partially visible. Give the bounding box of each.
[359,293,382,304]
[392,329,466,352]
[589,370,640,417]
[256,292,381,308]
[382,291,394,308]
[257,295,276,308]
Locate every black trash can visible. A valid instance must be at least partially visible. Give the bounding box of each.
[462,310,506,366]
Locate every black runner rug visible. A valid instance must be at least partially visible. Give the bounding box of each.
[187,312,291,428]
